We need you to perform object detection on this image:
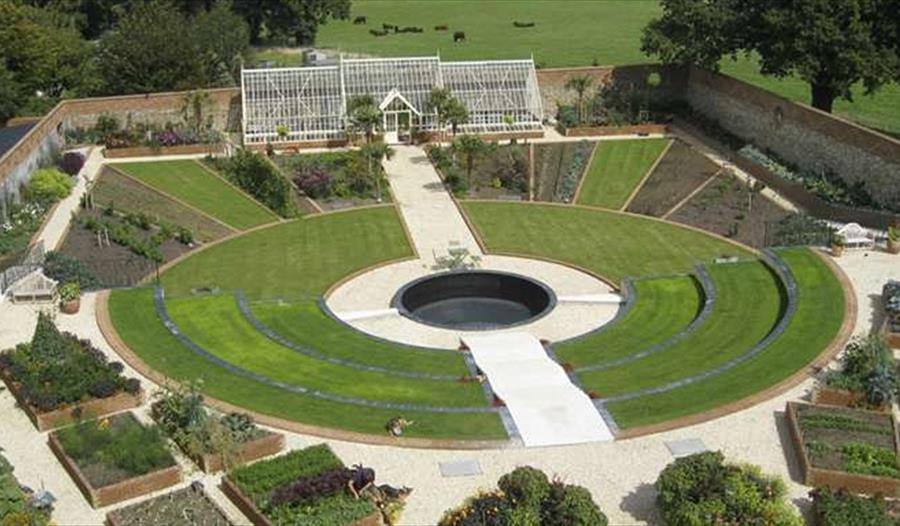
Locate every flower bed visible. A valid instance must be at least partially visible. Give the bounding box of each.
[151,383,284,473]
[272,150,391,210]
[0,313,142,431]
[786,401,900,496]
[222,444,384,526]
[103,143,224,158]
[49,412,180,508]
[105,484,234,526]
[1,168,73,270]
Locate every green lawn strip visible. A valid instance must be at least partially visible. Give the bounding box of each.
[461,202,751,283]
[166,294,486,408]
[580,260,782,397]
[161,207,413,299]
[114,161,278,230]
[576,139,671,209]
[555,276,703,368]
[250,300,469,377]
[608,247,845,428]
[108,288,506,440]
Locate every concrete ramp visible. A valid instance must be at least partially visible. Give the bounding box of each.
[463,332,614,447]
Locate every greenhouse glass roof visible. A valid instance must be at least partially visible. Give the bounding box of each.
[241,56,543,144]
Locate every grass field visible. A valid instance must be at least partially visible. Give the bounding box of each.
[556,276,703,368]
[160,206,413,298]
[579,261,783,396]
[460,202,751,283]
[114,161,279,230]
[251,300,468,376]
[576,139,670,209]
[109,288,506,439]
[314,0,900,134]
[608,248,845,428]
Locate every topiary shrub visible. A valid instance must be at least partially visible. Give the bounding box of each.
[27,168,74,202]
[440,467,607,526]
[58,151,86,176]
[656,451,801,526]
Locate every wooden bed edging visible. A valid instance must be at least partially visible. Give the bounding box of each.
[197,432,285,473]
[811,386,890,413]
[48,432,181,508]
[220,476,382,526]
[786,401,900,497]
[0,367,143,431]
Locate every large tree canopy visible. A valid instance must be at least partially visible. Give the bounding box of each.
[0,0,97,123]
[642,0,900,113]
[232,0,350,45]
[97,0,248,95]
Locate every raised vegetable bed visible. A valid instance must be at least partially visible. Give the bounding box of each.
[105,485,234,526]
[221,444,382,526]
[0,313,143,431]
[786,401,900,497]
[812,386,890,413]
[49,413,180,508]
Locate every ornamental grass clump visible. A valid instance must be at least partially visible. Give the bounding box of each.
[439,466,607,526]
[0,312,139,413]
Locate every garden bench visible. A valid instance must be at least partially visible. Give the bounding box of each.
[835,223,875,249]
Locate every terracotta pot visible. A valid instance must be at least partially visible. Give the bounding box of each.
[888,239,900,255]
[60,298,80,314]
[831,244,844,257]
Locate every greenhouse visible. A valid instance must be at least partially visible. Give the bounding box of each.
[241,56,544,145]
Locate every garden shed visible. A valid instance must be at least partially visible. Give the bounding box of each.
[241,55,543,145]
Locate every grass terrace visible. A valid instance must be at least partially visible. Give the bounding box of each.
[112,161,279,230]
[575,139,671,209]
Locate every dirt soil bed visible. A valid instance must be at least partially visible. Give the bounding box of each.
[795,404,897,473]
[668,173,791,248]
[92,167,234,242]
[59,209,192,288]
[532,141,594,203]
[106,485,233,526]
[627,140,720,217]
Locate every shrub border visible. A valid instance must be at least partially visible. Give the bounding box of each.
[48,430,181,508]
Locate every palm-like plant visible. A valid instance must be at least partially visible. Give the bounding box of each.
[347,94,382,144]
[360,142,394,202]
[452,134,489,189]
[565,75,594,126]
[445,99,470,138]
[426,87,453,142]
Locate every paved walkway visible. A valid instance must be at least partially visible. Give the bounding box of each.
[464,332,614,446]
[383,145,482,262]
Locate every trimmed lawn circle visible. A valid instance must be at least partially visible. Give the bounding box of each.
[106,203,847,441]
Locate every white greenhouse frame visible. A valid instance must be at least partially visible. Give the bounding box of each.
[241,56,543,145]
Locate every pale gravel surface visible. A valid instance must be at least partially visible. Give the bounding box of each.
[1,138,897,525]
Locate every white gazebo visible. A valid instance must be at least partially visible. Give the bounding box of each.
[241,55,543,145]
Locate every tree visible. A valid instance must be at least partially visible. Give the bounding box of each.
[97,1,204,94]
[444,99,470,137]
[0,0,97,122]
[233,0,349,45]
[347,95,382,144]
[565,75,594,125]
[194,1,250,86]
[359,142,394,202]
[451,134,489,189]
[642,0,900,113]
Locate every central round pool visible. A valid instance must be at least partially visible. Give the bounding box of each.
[392,270,556,330]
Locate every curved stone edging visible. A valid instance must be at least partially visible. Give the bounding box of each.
[95,290,510,449]
[153,287,495,414]
[552,277,637,347]
[576,266,715,373]
[617,248,856,439]
[600,250,798,404]
[236,291,461,381]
